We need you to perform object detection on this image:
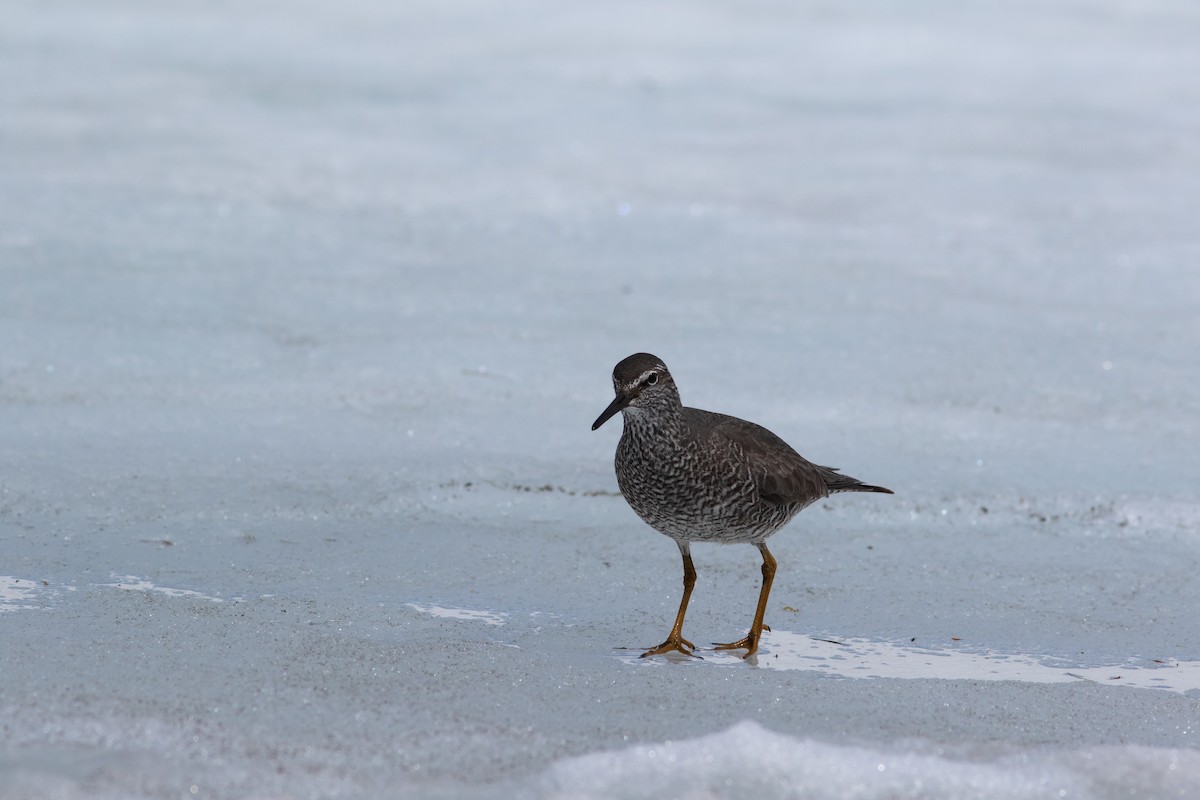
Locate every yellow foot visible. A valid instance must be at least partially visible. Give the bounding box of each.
[639,635,700,659]
[712,632,762,659]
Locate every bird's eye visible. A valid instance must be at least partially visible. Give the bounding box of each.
[644,372,658,386]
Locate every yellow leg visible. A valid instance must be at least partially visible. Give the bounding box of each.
[713,542,776,658]
[640,542,700,658]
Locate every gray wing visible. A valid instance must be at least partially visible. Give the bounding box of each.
[698,412,829,507]
[692,409,894,504]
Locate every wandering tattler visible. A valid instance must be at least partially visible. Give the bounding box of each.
[592,352,893,659]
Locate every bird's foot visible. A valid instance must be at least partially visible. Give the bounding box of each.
[712,631,763,659]
[639,634,700,659]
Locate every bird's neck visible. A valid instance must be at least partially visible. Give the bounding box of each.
[620,403,687,450]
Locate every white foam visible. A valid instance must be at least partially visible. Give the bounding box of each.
[620,631,1200,694]
[0,576,43,612]
[537,720,1200,800]
[97,575,224,603]
[407,603,509,626]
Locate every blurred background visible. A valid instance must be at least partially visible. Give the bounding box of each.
[3,0,1197,496]
[2,1,1199,797]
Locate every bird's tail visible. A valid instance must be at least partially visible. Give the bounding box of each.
[818,465,894,495]
[838,483,894,495]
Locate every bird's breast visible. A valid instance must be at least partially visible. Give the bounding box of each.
[614,430,788,540]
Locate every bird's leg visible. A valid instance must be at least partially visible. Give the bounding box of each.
[713,542,777,658]
[640,541,700,658]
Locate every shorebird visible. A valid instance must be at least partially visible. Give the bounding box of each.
[592,352,892,659]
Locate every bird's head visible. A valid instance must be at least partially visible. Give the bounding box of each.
[591,352,679,430]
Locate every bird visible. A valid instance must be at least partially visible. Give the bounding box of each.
[591,352,892,659]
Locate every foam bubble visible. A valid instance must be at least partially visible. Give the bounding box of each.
[407,602,509,626]
[0,576,43,613]
[97,575,224,603]
[619,632,1200,694]
[537,721,1200,800]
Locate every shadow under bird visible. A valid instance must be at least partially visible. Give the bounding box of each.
[592,352,893,659]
